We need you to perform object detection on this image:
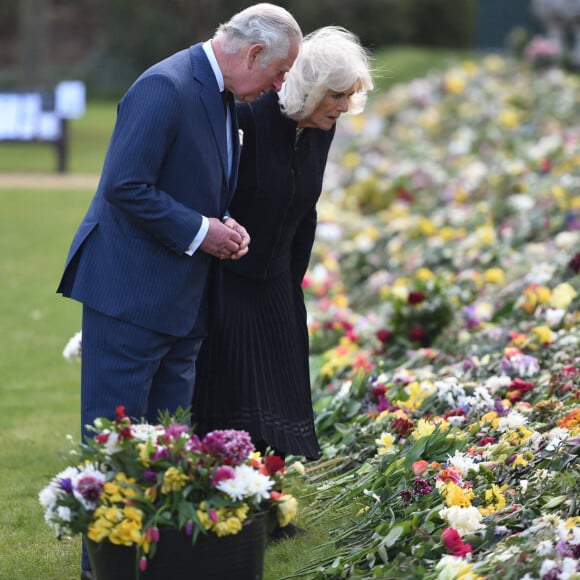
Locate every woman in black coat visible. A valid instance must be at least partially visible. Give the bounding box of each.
[193,27,373,460]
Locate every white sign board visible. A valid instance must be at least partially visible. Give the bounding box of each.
[55,80,86,119]
[0,93,61,140]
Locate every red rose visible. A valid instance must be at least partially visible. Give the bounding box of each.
[409,327,425,342]
[408,291,426,305]
[264,455,286,474]
[371,383,387,397]
[376,328,392,343]
[477,435,498,446]
[442,528,472,557]
[391,417,414,436]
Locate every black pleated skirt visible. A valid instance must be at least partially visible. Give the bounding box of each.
[193,268,321,460]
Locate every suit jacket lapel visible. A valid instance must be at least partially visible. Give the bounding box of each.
[189,45,228,181]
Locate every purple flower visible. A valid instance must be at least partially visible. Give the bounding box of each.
[186,433,202,452]
[152,447,170,461]
[76,475,104,504]
[494,398,508,416]
[413,477,433,496]
[399,489,413,504]
[165,423,189,441]
[462,357,477,372]
[201,430,254,465]
[376,395,391,412]
[500,356,511,374]
[60,477,73,493]
[143,469,157,483]
[542,567,561,580]
[500,354,540,377]
[555,539,574,558]
[185,520,194,536]
[462,305,481,328]
[568,251,580,273]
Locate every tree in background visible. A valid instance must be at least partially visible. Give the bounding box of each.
[2,0,477,97]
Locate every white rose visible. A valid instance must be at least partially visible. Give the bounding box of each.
[439,505,483,536]
[435,555,470,580]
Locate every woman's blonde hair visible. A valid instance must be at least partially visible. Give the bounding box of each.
[280,26,373,120]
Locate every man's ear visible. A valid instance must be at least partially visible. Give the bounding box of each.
[247,44,264,68]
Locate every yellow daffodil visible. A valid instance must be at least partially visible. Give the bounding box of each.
[416,267,435,281]
[331,294,349,309]
[137,442,151,466]
[484,268,505,285]
[375,432,396,455]
[441,481,475,507]
[444,71,467,94]
[109,517,143,546]
[161,467,189,493]
[87,515,114,543]
[532,325,555,344]
[511,453,531,469]
[480,411,500,429]
[343,151,361,170]
[439,226,459,241]
[500,108,520,129]
[483,54,505,71]
[550,282,577,309]
[412,418,437,440]
[479,484,508,515]
[418,217,436,236]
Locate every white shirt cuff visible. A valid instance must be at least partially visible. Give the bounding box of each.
[185,216,209,256]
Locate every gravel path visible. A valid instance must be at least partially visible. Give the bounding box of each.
[0,173,99,189]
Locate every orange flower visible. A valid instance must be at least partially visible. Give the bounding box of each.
[508,332,529,348]
[557,408,580,429]
[352,351,374,374]
[438,468,463,484]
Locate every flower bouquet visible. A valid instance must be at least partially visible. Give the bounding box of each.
[39,406,298,576]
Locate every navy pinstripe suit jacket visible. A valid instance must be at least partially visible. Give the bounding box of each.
[57,43,240,336]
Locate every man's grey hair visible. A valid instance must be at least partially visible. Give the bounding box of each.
[280,26,374,120]
[216,3,302,66]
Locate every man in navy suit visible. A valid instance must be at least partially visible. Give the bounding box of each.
[57,6,301,575]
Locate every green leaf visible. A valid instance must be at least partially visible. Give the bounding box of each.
[381,524,406,548]
[377,544,389,564]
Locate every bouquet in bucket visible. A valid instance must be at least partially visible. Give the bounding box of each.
[39,406,298,572]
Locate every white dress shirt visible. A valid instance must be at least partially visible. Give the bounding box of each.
[186,39,232,255]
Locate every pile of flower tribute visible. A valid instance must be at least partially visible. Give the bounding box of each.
[298,55,580,579]
[39,407,297,573]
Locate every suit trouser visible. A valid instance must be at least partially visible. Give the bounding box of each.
[80,304,204,570]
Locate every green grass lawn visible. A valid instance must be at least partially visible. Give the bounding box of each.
[0,188,343,579]
[0,45,475,578]
[0,188,88,578]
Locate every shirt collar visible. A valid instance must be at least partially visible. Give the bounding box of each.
[202,39,224,92]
